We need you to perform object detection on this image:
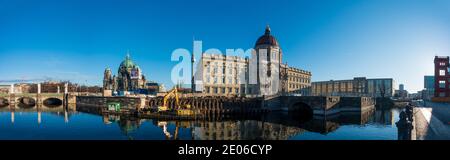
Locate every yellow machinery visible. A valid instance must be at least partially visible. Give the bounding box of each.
[158,87,195,116]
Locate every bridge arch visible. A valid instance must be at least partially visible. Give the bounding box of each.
[288,101,314,121]
[0,97,8,107]
[17,97,36,108]
[43,97,63,107]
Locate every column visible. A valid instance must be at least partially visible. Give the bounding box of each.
[37,83,41,104]
[37,83,41,94]
[64,83,69,106]
[9,84,14,105]
[10,84,14,94]
[64,83,68,94]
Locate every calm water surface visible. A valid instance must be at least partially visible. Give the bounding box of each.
[0,105,400,140]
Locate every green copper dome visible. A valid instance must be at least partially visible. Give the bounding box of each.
[120,53,136,69]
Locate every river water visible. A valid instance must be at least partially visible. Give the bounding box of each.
[0,105,400,140]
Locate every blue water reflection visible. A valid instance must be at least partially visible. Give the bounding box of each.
[0,106,400,140]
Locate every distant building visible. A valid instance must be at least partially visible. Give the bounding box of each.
[145,82,165,95]
[409,92,421,100]
[394,84,408,99]
[103,53,147,96]
[423,75,434,100]
[434,56,449,97]
[432,56,450,102]
[399,84,404,91]
[312,77,395,98]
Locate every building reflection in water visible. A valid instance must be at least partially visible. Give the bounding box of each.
[1,102,401,140]
[101,106,400,140]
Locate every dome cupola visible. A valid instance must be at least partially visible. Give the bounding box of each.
[120,53,135,69]
[255,25,279,47]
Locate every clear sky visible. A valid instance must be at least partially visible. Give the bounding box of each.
[0,0,449,92]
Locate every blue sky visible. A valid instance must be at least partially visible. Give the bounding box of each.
[0,0,449,92]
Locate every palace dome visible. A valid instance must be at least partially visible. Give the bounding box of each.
[255,25,279,47]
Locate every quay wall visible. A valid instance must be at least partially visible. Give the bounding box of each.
[340,97,375,112]
[77,96,266,115]
[76,96,145,111]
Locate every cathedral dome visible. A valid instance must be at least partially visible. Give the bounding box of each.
[255,25,279,47]
[120,54,136,69]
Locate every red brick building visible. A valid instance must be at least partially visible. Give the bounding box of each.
[433,56,450,101]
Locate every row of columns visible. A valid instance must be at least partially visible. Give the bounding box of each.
[7,83,70,105]
[8,83,69,94]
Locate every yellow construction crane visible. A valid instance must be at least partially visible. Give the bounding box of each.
[158,87,194,116]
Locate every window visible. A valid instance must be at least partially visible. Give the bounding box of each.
[222,88,226,93]
[228,88,232,93]
[440,62,446,66]
[207,77,210,83]
[440,70,446,76]
[214,77,218,84]
[213,87,218,93]
[439,92,446,97]
[439,80,446,88]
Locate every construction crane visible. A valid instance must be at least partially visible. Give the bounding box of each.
[157,87,195,116]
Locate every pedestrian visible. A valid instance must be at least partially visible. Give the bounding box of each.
[405,104,414,122]
[396,111,408,140]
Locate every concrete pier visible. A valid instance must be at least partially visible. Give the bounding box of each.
[412,106,450,140]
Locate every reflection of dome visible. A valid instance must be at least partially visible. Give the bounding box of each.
[255,25,279,47]
[120,54,136,69]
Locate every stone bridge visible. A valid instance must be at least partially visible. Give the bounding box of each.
[0,93,76,108]
[0,83,76,108]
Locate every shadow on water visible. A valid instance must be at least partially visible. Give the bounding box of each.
[289,102,314,123]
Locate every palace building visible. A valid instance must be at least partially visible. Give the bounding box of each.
[280,65,312,95]
[196,26,312,97]
[103,53,147,96]
[197,53,249,96]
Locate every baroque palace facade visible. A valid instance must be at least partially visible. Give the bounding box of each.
[197,26,312,97]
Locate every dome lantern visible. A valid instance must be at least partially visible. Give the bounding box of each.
[255,25,279,47]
